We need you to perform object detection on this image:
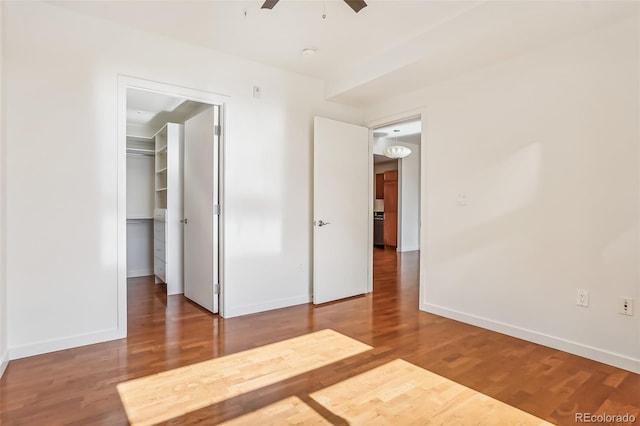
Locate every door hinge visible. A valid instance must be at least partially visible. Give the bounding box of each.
[214,125,221,136]
[213,204,221,216]
[214,283,220,295]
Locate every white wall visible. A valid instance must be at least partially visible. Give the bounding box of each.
[126,154,154,278]
[365,16,640,372]
[126,221,153,278]
[374,161,398,175]
[373,138,421,252]
[126,155,154,219]
[0,0,8,378]
[399,141,420,252]
[4,1,362,359]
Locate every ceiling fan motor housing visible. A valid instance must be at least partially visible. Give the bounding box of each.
[262,0,367,13]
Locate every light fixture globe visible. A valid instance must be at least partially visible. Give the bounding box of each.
[383,145,411,159]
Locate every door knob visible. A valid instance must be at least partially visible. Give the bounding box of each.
[181,218,188,224]
[316,220,331,227]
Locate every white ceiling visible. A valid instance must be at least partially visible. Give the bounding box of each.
[127,89,186,126]
[374,118,421,139]
[126,88,211,138]
[53,0,639,107]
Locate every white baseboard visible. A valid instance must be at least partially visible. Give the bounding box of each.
[8,328,125,361]
[397,247,419,253]
[421,302,640,374]
[127,268,153,278]
[0,349,8,379]
[224,295,311,319]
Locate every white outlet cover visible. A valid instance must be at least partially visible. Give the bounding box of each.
[619,297,633,316]
[576,289,589,307]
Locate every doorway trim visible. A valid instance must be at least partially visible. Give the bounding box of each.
[117,75,229,337]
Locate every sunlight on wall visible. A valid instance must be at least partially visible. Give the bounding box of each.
[444,142,541,240]
[226,100,286,256]
[602,224,639,268]
[95,70,120,274]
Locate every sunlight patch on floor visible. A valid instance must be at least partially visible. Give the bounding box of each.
[220,396,331,426]
[221,359,553,425]
[310,359,552,425]
[118,331,552,425]
[116,329,371,426]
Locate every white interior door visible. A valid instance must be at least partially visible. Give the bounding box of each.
[313,117,369,304]
[184,106,220,313]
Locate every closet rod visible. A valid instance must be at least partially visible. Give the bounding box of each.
[127,218,153,223]
[127,148,155,154]
[126,148,155,157]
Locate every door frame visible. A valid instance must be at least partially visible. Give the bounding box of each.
[366,111,422,294]
[117,75,229,337]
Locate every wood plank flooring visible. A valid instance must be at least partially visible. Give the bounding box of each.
[310,359,551,425]
[118,330,371,426]
[0,247,638,425]
[220,396,330,426]
[118,332,552,426]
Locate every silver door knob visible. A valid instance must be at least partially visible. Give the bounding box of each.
[316,220,331,227]
[181,218,188,224]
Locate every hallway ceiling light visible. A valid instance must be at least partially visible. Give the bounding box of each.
[383,145,411,159]
[383,129,411,159]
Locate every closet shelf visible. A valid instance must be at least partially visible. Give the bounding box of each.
[127,217,153,224]
[127,148,155,155]
[153,122,183,294]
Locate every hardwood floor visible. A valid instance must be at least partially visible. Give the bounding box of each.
[1,247,638,425]
[117,330,372,425]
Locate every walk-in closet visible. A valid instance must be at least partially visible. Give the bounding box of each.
[125,88,222,312]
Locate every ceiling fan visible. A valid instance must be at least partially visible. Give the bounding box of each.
[261,0,368,14]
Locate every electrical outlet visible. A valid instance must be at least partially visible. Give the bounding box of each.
[576,289,589,307]
[619,298,633,316]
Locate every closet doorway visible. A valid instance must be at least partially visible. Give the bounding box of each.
[120,78,227,329]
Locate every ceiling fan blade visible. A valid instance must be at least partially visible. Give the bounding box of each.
[261,0,280,9]
[344,0,367,13]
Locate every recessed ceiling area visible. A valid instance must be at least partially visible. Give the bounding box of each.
[53,1,639,107]
[374,118,421,140]
[324,1,640,105]
[51,0,478,81]
[126,89,211,138]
